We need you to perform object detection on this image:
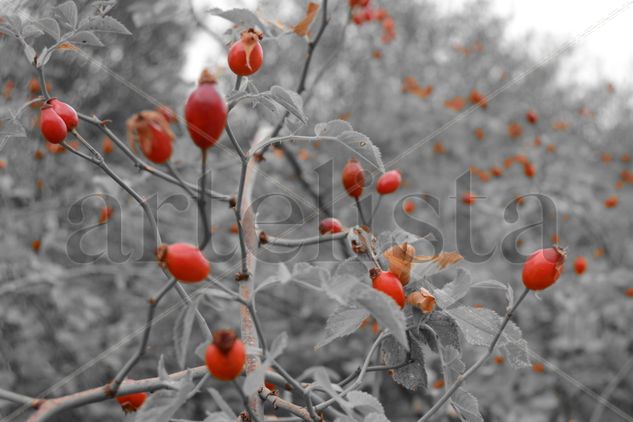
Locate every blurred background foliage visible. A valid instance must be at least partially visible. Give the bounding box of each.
[1,0,632,421]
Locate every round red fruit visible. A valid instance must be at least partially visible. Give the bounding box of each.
[228,29,264,76]
[372,271,405,308]
[522,247,566,290]
[116,392,147,413]
[140,123,173,164]
[376,170,401,195]
[526,109,539,125]
[185,69,227,150]
[40,104,67,144]
[205,330,246,381]
[319,218,343,235]
[49,98,78,130]
[342,159,365,198]
[462,192,476,205]
[573,256,587,275]
[157,243,210,283]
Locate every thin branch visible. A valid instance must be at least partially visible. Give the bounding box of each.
[0,388,38,407]
[233,380,261,422]
[417,289,531,422]
[259,387,313,422]
[355,197,368,227]
[108,278,178,393]
[198,149,211,250]
[226,122,247,162]
[337,359,413,388]
[259,231,348,247]
[77,112,231,202]
[61,140,99,163]
[589,355,633,422]
[36,66,50,100]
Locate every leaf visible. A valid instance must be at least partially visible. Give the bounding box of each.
[381,334,427,390]
[424,311,461,352]
[56,1,78,28]
[207,387,237,418]
[292,262,330,284]
[69,30,104,46]
[269,332,288,359]
[472,279,514,308]
[22,43,36,64]
[157,355,169,381]
[314,119,353,136]
[337,130,385,173]
[411,251,463,279]
[401,76,433,99]
[208,8,270,36]
[322,273,361,305]
[406,288,436,313]
[353,284,408,349]
[499,339,531,368]
[80,15,131,34]
[447,306,523,348]
[36,17,60,40]
[433,269,472,309]
[270,85,307,123]
[21,23,44,38]
[134,375,195,422]
[347,391,384,415]
[365,414,391,422]
[316,306,369,349]
[450,388,483,422]
[293,2,319,37]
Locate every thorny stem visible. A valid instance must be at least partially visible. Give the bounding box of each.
[417,288,531,422]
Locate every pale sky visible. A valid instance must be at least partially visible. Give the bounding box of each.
[184,0,633,86]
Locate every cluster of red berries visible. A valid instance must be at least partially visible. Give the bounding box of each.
[349,0,395,44]
[341,159,402,199]
[39,98,78,144]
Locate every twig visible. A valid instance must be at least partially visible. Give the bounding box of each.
[417,288,531,422]
[369,195,382,225]
[0,388,38,407]
[589,355,633,422]
[108,278,178,393]
[259,387,313,422]
[354,197,368,227]
[259,231,348,247]
[233,380,261,422]
[198,149,211,250]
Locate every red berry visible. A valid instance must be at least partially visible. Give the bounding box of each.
[376,170,401,195]
[526,109,539,124]
[573,256,587,275]
[490,166,503,177]
[524,162,536,178]
[352,13,365,25]
[522,247,566,290]
[49,98,78,130]
[40,104,67,144]
[228,29,264,76]
[139,123,173,164]
[372,271,405,308]
[342,159,365,198]
[319,218,343,235]
[185,70,227,150]
[157,243,210,283]
[462,192,476,205]
[349,0,370,7]
[116,392,147,413]
[205,330,246,381]
[604,195,618,208]
[403,199,415,214]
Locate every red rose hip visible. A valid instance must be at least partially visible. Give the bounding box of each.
[372,271,405,308]
[205,330,246,381]
[40,104,67,144]
[116,392,147,413]
[139,123,173,164]
[49,98,78,130]
[522,247,566,290]
[573,256,587,275]
[342,159,365,198]
[157,243,210,282]
[376,170,401,195]
[185,69,227,150]
[319,218,343,235]
[228,29,264,76]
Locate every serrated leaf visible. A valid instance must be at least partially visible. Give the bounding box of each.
[69,30,104,46]
[450,388,483,422]
[314,119,353,136]
[56,1,78,28]
[174,300,197,369]
[472,279,514,308]
[316,306,369,349]
[22,43,36,64]
[270,85,307,123]
[134,374,195,422]
[353,284,408,349]
[322,273,361,305]
[425,311,461,352]
[447,306,523,348]
[433,269,472,309]
[21,23,44,38]
[36,18,60,40]
[208,8,270,36]
[499,339,531,368]
[207,387,237,418]
[347,391,384,415]
[80,15,131,34]
[381,334,427,390]
[337,130,385,173]
[440,345,465,380]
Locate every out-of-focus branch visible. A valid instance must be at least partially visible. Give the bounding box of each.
[258,231,348,247]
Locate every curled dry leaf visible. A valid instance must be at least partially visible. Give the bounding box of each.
[384,242,416,285]
[415,251,464,270]
[401,76,433,99]
[406,287,436,313]
[293,2,320,37]
[239,28,263,72]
